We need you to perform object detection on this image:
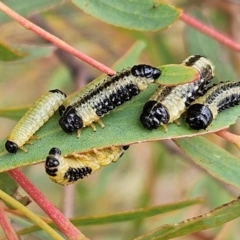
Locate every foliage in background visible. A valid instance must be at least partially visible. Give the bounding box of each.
[0,0,240,239]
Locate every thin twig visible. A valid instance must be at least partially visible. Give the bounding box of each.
[0,201,18,240]
[29,14,93,90]
[0,2,115,75]
[0,191,64,240]
[180,12,240,52]
[8,169,88,240]
[215,129,240,151]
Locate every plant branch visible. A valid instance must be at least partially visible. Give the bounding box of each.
[0,190,64,240]
[0,2,115,76]
[215,130,240,151]
[180,12,240,52]
[8,169,88,240]
[0,201,18,240]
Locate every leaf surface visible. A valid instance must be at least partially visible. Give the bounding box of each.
[71,0,181,31]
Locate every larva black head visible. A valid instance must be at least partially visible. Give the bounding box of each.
[131,65,161,80]
[45,148,61,177]
[185,104,213,130]
[45,156,60,168]
[49,147,61,155]
[5,141,19,154]
[140,101,170,130]
[123,145,129,150]
[49,89,67,98]
[59,106,83,133]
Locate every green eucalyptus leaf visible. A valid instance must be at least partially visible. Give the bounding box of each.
[1,83,240,172]
[136,197,240,240]
[16,197,203,235]
[71,0,181,31]
[157,64,199,86]
[0,43,56,63]
[0,42,26,61]
[0,0,62,23]
[0,107,28,121]
[16,45,56,62]
[175,136,240,189]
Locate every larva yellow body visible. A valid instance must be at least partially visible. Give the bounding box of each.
[5,90,66,153]
[59,65,161,136]
[140,55,214,130]
[45,146,129,185]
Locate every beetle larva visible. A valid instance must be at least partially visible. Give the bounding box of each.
[5,90,66,154]
[45,146,129,185]
[59,65,161,136]
[185,81,240,130]
[140,55,214,130]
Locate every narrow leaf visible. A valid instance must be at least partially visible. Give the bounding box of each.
[175,137,240,188]
[136,197,240,240]
[0,107,28,121]
[16,197,203,235]
[1,85,240,172]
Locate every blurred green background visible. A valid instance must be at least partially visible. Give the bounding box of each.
[1,0,240,239]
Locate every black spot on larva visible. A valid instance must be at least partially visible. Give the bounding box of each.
[64,167,92,182]
[49,89,67,97]
[128,83,140,96]
[183,55,203,66]
[45,167,58,177]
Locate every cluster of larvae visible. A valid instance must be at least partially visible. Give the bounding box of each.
[5,56,239,185]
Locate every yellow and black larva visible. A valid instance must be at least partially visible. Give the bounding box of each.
[5,90,66,154]
[185,81,240,130]
[140,55,214,130]
[59,65,161,136]
[45,146,129,185]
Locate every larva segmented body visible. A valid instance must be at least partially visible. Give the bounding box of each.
[45,146,129,185]
[185,81,240,130]
[140,55,214,130]
[59,65,161,136]
[5,90,66,154]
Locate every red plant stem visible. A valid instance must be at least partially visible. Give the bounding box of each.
[8,169,88,240]
[180,12,240,52]
[0,201,18,240]
[215,130,240,151]
[0,2,115,76]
